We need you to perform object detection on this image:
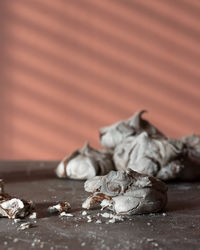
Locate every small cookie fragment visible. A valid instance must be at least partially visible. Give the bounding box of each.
[59,212,73,217]
[48,201,71,214]
[18,222,34,231]
[82,211,87,216]
[29,212,37,219]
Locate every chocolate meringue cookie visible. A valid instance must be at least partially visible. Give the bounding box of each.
[82,169,167,215]
[180,134,200,163]
[55,142,115,180]
[178,134,200,180]
[100,110,165,149]
[0,180,35,219]
[113,132,187,181]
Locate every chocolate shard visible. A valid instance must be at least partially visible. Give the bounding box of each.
[0,180,35,219]
[55,142,115,180]
[100,110,165,149]
[113,132,187,181]
[82,169,168,215]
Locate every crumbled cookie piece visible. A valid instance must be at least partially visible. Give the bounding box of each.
[0,180,35,219]
[48,201,71,214]
[18,222,34,230]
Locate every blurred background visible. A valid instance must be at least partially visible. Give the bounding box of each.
[0,0,199,160]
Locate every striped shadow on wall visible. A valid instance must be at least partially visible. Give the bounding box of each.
[0,0,199,160]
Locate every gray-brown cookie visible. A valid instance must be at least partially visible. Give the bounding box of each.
[100,110,165,149]
[82,169,168,215]
[113,132,186,181]
[178,134,200,180]
[0,180,35,219]
[55,142,115,180]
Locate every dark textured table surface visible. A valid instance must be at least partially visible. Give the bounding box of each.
[0,161,200,250]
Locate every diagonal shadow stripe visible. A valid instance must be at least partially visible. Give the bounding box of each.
[6,55,200,133]
[10,0,200,74]
[4,11,200,93]
[5,34,200,123]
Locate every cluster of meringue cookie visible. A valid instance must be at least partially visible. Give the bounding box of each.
[56,110,200,181]
[55,110,200,215]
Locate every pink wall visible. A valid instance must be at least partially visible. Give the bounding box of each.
[0,0,199,160]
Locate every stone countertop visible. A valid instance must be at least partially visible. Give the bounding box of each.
[0,161,200,250]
